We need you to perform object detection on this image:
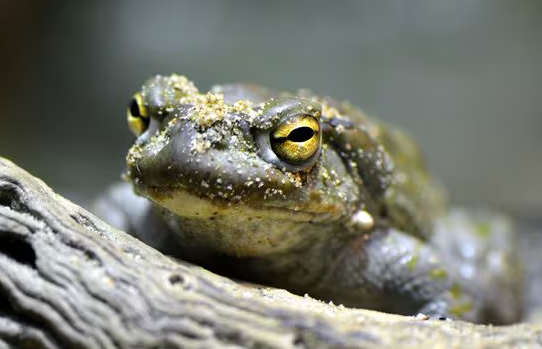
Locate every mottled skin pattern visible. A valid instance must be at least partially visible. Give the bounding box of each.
[95,74,522,324]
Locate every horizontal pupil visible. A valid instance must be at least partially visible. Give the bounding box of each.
[288,127,314,142]
[129,98,141,117]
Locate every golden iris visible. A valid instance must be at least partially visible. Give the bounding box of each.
[270,114,320,164]
[127,92,149,136]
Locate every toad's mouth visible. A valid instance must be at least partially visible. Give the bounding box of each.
[135,183,343,224]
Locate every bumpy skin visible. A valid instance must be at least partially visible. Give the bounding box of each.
[95,74,522,324]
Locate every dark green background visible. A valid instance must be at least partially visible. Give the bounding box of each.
[1,1,541,215]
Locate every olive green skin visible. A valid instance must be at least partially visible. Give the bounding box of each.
[97,74,522,324]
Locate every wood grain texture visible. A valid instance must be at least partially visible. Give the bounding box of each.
[0,156,540,349]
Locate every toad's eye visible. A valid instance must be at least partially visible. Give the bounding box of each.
[127,92,150,136]
[270,114,321,164]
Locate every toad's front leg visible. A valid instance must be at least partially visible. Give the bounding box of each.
[311,227,479,322]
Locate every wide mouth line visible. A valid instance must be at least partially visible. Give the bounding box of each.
[136,183,336,222]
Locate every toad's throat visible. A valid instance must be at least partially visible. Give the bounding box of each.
[137,186,347,257]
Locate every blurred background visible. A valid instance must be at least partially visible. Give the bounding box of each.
[0,0,541,217]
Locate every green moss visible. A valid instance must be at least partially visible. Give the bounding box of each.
[430,268,448,280]
[475,221,491,237]
[450,301,474,317]
[407,255,419,271]
[450,283,463,300]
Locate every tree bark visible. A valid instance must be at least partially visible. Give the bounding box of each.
[0,156,539,349]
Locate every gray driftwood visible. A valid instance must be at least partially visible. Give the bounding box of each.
[0,156,540,349]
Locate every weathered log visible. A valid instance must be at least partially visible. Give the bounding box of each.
[0,156,540,349]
